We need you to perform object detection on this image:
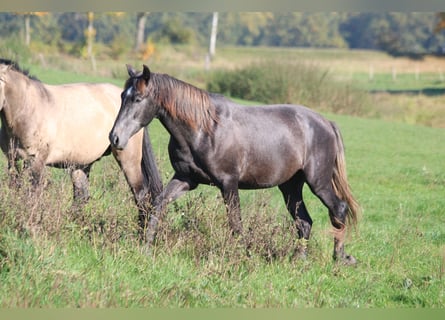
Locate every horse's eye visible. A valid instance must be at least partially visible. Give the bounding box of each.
[134,96,143,103]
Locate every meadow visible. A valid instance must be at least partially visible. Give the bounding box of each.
[0,47,444,307]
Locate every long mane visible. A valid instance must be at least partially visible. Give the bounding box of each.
[0,58,51,101]
[147,73,218,133]
[0,58,40,81]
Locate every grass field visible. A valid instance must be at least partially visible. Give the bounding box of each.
[0,48,444,307]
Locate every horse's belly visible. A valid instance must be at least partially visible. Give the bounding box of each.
[47,138,109,166]
[238,157,301,189]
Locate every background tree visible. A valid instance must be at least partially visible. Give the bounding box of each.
[2,12,445,58]
[135,12,149,51]
[434,12,445,32]
[208,12,218,58]
[16,12,48,46]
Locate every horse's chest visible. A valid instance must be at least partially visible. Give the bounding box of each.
[169,145,212,183]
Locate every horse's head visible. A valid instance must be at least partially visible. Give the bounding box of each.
[109,64,158,150]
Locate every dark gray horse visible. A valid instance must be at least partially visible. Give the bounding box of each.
[110,65,360,265]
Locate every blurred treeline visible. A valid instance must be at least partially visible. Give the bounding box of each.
[1,12,445,58]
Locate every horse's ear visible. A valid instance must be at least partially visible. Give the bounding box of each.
[126,64,137,77]
[142,65,151,83]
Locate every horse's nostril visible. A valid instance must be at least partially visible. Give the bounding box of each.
[110,133,119,147]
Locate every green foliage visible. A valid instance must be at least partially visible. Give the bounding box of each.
[153,17,196,45]
[108,34,132,60]
[0,38,32,63]
[206,61,371,116]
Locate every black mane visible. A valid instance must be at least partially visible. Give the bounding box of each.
[0,58,40,81]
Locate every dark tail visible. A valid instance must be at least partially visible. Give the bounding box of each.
[141,127,163,203]
[330,122,360,228]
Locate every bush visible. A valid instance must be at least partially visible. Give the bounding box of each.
[0,38,32,63]
[206,61,371,116]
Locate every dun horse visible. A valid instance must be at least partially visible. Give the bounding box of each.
[110,65,360,265]
[0,59,162,228]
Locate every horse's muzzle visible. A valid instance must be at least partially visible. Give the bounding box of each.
[109,131,125,150]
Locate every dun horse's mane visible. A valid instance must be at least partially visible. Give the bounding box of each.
[0,58,40,81]
[0,58,51,101]
[148,73,218,133]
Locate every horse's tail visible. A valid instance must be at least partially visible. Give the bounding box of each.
[330,122,360,228]
[141,126,163,203]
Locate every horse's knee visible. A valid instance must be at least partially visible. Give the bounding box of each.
[329,200,348,229]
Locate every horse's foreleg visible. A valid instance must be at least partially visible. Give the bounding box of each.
[4,138,23,188]
[7,154,21,189]
[146,176,195,246]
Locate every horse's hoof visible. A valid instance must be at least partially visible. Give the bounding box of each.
[341,254,357,266]
[291,243,308,261]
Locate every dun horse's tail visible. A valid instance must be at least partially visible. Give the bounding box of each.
[330,122,360,228]
[141,127,163,202]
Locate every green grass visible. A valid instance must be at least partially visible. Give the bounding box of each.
[1,53,444,307]
[349,72,445,92]
[1,110,444,307]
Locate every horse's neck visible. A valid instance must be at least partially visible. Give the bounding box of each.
[158,110,198,149]
[4,72,42,125]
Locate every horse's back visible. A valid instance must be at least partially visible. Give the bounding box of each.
[210,100,338,188]
[218,101,334,146]
[43,83,122,165]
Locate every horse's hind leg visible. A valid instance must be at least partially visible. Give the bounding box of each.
[279,172,312,256]
[220,179,243,237]
[71,166,91,205]
[306,178,356,265]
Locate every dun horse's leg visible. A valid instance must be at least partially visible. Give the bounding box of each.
[112,143,148,237]
[4,139,24,188]
[71,166,91,205]
[1,136,15,188]
[7,154,21,189]
[28,155,46,190]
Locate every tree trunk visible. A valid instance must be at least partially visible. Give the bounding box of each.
[24,14,31,46]
[209,12,218,58]
[86,12,96,72]
[86,12,94,58]
[135,12,149,51]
